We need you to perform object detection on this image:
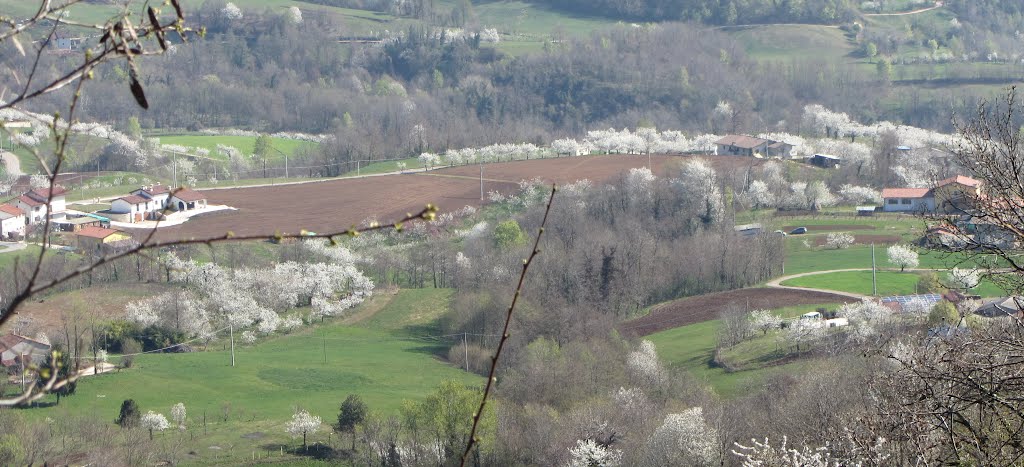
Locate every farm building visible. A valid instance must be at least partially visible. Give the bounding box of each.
[809,154,841,168]
[715,135,772,157]
[0,334,51,369]
[55,215,107,232]
[111,194,157,223]
[74,226,132,254]
[766,141,795,158]
[130,185,172,210]
[12,186,67,223]
[0,203,26,239]
[880,188,933,212]
[974,297,1024,318]
[170,188,208,211]
[881,175,982,213]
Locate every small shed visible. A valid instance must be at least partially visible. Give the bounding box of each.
[809,154,841,168]
[56,216,103,232]
[856,206,876,216]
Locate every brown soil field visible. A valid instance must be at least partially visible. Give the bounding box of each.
[619,288,856,336]
[781,224,876,232]
[140,155,762,242]
[812,234,901,247]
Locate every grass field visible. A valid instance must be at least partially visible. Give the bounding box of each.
[16,288,477,464]
[646,303,838,397]
[0,244,42,272]
[782,270,1006,298]
[156,135,318,162]
[340,157,420,176]
[726,24,853,61]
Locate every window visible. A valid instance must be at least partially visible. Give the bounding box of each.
[888,199,898,204]
[901,199,912,205]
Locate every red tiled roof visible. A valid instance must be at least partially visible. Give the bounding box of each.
[881,188,931,199]
[0,203,21,216]
[0,333,48,351]
[134,185,171,196]
[17,194,45,207]
[76,226,123,239]
[936,175,981,188]
[19,186,68,205]
[715,134,771,149]
[117,194,150,205]
[172,188,206,202]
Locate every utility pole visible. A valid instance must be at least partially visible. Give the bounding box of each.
[172,156,177,187]
[229,323,235,367]
[322,333,327,365]
[479,163,484,201]
[872,243,877,296]
[463,332,469,372]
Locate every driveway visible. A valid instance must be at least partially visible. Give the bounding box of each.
[0,241,28,254]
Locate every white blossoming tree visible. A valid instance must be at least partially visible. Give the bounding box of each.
[643,407,720,466]
[750,310,782,335]
[948,267,981,291]
[171,403,187,429]
[285,409,322,451]
[626,340,667,388]
[887,244,919,272]
[140,411,170,440]
[566,439,622,467]
[825,232,855,249]
[221,2,243,21]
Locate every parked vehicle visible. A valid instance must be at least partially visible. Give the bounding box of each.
[790,227,808,234]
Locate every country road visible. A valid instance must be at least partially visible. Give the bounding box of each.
[864,1,942,17]
[765,267,946,298]
[1,151,21,176]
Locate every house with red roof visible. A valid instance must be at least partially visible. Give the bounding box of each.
[130,185,172,210]
[169,188,208,212]
[12,186,67,224]
[0,203,25,239]
[111,194,156,223]
[715,135,772,157]
[0,334,51,368]
[74,226,132,253]
[881,176,982,213]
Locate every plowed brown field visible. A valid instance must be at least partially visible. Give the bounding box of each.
[619,288,856,336]
[142,155,762,242]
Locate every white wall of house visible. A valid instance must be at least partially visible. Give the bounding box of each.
[111,199,149,216]
[882,197,935,212]
[0,214,25,237]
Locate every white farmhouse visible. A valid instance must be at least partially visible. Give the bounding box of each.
[169,188,208,212]
[111,194,155,223]
[880,188,934,212]
[0,203,26,239]
[130,185,172,210]
[14,186,67,223]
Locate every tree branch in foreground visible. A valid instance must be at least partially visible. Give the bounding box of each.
[459,184,556,467]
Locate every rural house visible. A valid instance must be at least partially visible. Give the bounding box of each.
[170,188,208,212]
[0,334,51,369]
[974,297,1024,318]
[74,226,132,254]
[881,176,982,213]
[715,135,772,157]
[130,185,172,210]
[0,203,26,239]
[111,194,157,223]
[767,141,795,158]
[13,186,67,224]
